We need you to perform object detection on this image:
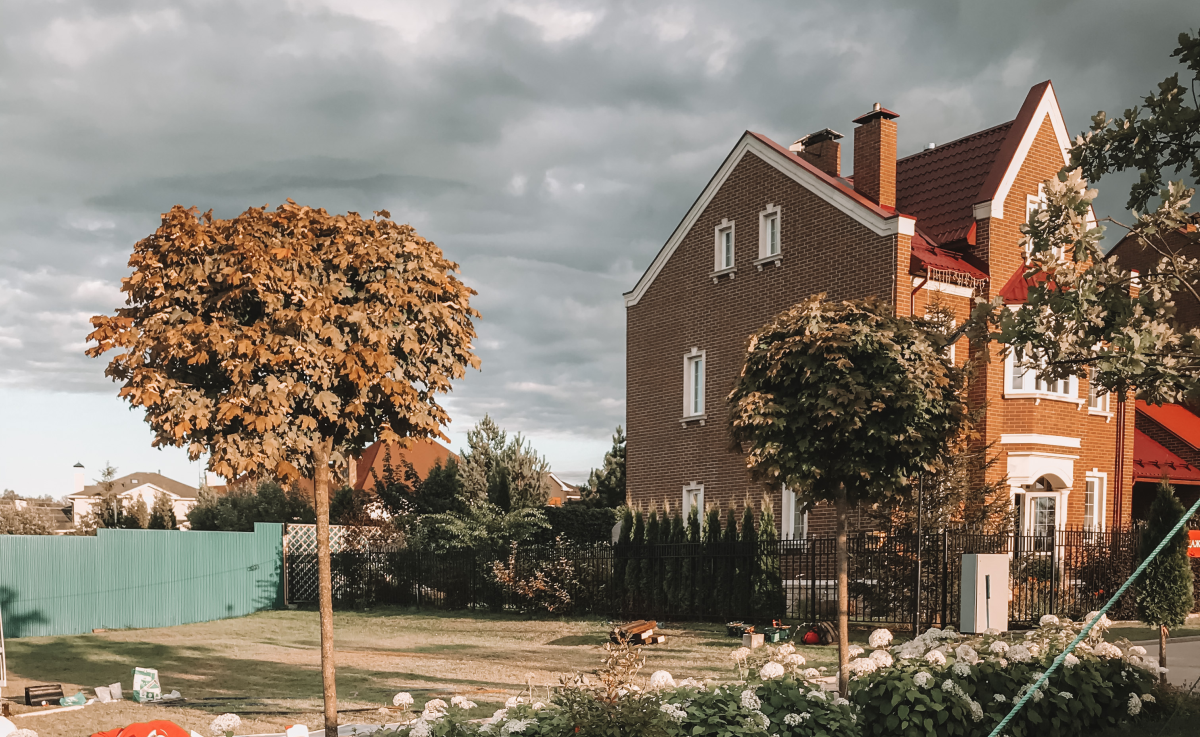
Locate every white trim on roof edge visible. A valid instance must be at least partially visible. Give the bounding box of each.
[624,133,915,307]
[974,83,1072,221]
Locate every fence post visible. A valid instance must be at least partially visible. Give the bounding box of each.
[1049,528,1059,617]
[940,529,949,628]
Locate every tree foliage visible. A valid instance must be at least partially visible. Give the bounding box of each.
[1135,480,1194,630]
[0,504,54,535]
[729,296,965,507]
[86,202,479,481]
[186,481,316,531]
[458,415,550,511]
[579,426,626,508]
[148,492,178,530]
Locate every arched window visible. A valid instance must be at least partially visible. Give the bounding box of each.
[1033,476,1052,491]
[1030,476,1057,548]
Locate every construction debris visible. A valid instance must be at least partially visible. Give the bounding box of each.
[24,685,63,707]
[609,620,666,646]
[131,668,162,703]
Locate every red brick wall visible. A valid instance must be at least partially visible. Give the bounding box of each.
[626,150,900,521]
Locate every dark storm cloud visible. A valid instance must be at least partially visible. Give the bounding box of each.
[0,0,1192,476]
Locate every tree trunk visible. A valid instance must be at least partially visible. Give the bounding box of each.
[313,438,338,735]
[1160,624,1168,685]
[836,487,850,695]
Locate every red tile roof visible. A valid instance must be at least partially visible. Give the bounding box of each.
[1136,400,1200,451]
[997,262,1053,304]
[1133,429,1200,483]
[896,121,1013,245]
[355,438,456,491]
[909,233,988,281]
[976,81,1057,205]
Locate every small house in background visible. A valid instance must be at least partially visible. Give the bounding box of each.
[352,438,456,491]
[1131,400,1200,519]
[544,472,581,507]
[0,498,75,534]
[67,471,199,529]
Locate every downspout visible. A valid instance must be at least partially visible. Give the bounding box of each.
[910,274,929,317]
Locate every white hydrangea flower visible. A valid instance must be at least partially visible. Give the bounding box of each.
[983,628,1001,636]
[994,693,1007,703]
[1060,691,1074,700]
[740,689,761,710]
[1007,644,1031,663]
[1129,645,1147,656]
[845,658,878,678]
[759,662,785,680]
[941,679,961,698]
[784,653,806,667]
[925,649,946,666]
[869,629,893,649]
[649,670,676,690]
[1040,615,1060,627]
[1031,689,1043,703]
[969,700,984,722]
[731,647,752,662]
[755,711,770,729]
[953,663,971,677]
[211,714,242,737]
[490,709,508,723]
[989,640,1009,655]
[1028,643,1041,657]
[832,697,849,707]
[531,703,545,711]
[783,713,805,726]
[801,668,821,680]
[913,671,933,688]
[777,643,796,656]
[1143,693,1156,703]
[659,703,687,723]
[956,644,979,665]
[1128,693,1142,716]
[1094,642,1122,659]
[408,719,431,737]
[924,627,943,638]
[10,731,38,737]
[869,649,893,668]
[1064,653,1079,668]
[807,689,828,701]
[848,645,864,657]
[394,692,415,708]
[504,696,524,708]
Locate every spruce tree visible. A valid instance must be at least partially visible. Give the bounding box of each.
[738,504,757,620]
[1135,480,1195,681]
[612,507,633,614]
[752,500,786,620]
[625,510,645,613]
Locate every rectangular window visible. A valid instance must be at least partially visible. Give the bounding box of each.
[722,229,733,268]
[1084,479,1097,529]
[1087,370,1108,411]
[1006,351,1078,400]
[1032,496,1056,539]
[768,214,779,255]
[684,350,705,417]
[683,485,704,517]
[1011,355,1027,391]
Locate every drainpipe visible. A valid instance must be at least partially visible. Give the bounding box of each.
[911,274,929,317]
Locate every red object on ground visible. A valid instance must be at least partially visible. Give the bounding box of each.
[1188,531,1200,559]
[802,630,820,645]
[92,720,192,737]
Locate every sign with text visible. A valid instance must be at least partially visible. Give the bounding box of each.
[1188,530,1200,558]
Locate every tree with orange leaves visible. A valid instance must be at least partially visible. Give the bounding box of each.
[87,201,479,733]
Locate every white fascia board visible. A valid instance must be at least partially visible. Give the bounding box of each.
[977,83,1072,222]
[911,277,974,299]
[999,433,1082,449]
[624,134,908,307]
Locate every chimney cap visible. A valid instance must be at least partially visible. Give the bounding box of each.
[789,128,844,151]
[74,462,84,468]
[852,103,900,125]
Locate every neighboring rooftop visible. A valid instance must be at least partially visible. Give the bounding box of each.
[72,472,199,499]
[1133,429,1200,484]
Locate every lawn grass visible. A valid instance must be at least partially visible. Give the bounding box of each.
[2,607,841,737]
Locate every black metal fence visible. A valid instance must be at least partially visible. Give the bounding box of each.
[285,527,1147,630]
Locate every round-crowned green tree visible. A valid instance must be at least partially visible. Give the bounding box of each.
[729,295,965,692]
[1135,479,1195,681]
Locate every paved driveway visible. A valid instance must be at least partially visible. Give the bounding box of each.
[1136,636,1200,690]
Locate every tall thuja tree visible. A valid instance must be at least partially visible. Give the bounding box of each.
[643,511,661,615]
[148,492,178,530]
[703,506,723,618]
[718,508,739,620]
[625,510,645,614]
[612,507,633,613]
[737,504,757,621]
[729,297,963,693]
[87,202,478,733]
[680,503,701,617]
[1135,480,1195,681]
[665,508,683,615]
[752,500,786,620]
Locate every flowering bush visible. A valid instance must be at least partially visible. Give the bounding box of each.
[210,714,241,737]
[848,617,1159,736]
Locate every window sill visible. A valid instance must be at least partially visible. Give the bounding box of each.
[709,267,737,283]
[680,414,707,426]
[1003,390,1084,407]
[754,254,783,271]
[1088,408,1114,422]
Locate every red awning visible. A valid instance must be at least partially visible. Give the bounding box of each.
[1136,400,1200,451]
[1133,429,1200,484]
[910,234,988,283]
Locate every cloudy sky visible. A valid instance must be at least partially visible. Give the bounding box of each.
[0,0,1190,497]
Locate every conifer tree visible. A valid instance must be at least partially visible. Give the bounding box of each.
[752,500,786,619]
[148,492,178,530]
[665,509,683,615]
[680,503,701,617]
[703,506,723,618]
[644,511,661,615]
[625,510,645,613]
[738,504,757,620]
[718,508,739,620]
[612,507,633,613]
[1135,480,1195,681]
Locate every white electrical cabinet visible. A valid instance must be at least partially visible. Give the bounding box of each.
[960,553,1009,634]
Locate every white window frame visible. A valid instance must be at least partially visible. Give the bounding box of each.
[712,219,736,278]
[781,487,808,540]
[682,482,704,518]
[1086,369,1112,418]
[1025,183,1065,261]
[1003,350,1081,405]
[1014,479,1069,536]
[756,204,783,268]
[1083,470,1107,531]
[682,348,706,422]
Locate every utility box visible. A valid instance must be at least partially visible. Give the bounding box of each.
[960,554,1009,634]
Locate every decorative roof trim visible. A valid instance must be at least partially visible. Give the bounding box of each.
[974,81,1071,220]
[625,132,915,307]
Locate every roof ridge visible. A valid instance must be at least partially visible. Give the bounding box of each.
[897,119,1015,164]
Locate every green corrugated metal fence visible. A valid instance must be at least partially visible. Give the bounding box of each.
[0,523,283,638]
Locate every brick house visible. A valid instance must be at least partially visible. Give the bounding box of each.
[624,81,1134,537]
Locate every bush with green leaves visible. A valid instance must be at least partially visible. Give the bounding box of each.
[847,617,1160,737]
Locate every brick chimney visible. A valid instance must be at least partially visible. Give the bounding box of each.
[852,103,899,208]
[789,128,843,178]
